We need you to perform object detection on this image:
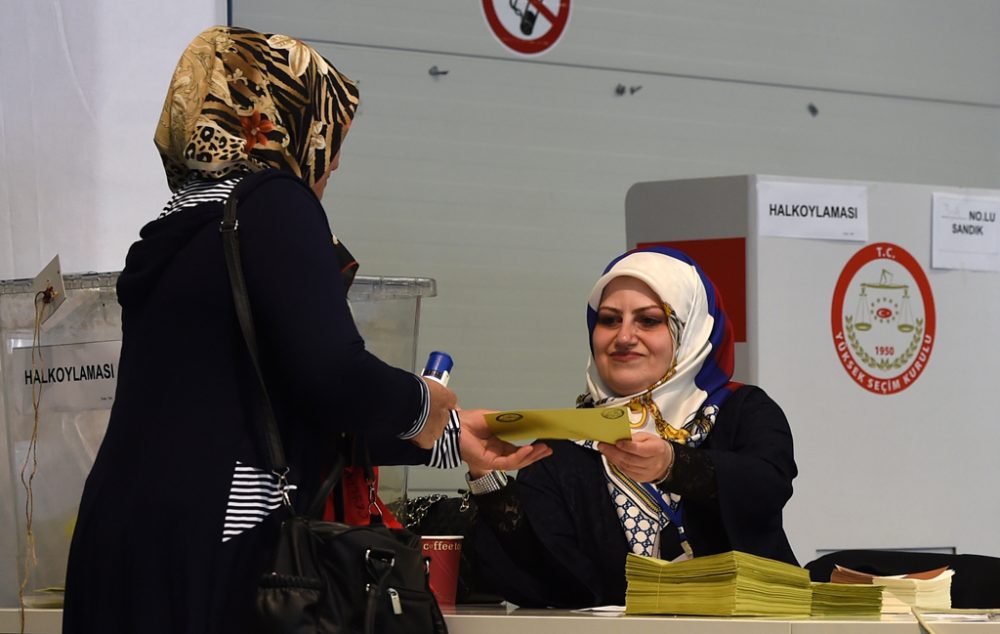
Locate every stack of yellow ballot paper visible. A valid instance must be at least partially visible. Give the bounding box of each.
[625,551,812,617]
[830,565,954,613]
[810,582,884,617]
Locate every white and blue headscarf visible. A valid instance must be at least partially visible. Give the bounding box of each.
[579,246,739,557]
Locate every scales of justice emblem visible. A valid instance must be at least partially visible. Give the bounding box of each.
[831,243,936,395]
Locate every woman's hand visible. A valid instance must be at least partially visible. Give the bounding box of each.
[409,377,458,449]
[459,409,552,478]
[597,432,674,483]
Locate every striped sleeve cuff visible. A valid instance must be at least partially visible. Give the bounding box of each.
[428,410,462,469]
[397,374,431,440]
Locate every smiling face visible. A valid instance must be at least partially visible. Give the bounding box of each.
[591,276,675,396]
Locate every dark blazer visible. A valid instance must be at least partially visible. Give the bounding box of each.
[474,385,798,608]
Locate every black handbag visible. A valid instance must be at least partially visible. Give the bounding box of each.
[220,184,448,634]
[254,460,447,634]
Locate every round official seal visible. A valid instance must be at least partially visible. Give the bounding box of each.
[601,408,625,419]
[831,243,935,395]
[495,413,523,423]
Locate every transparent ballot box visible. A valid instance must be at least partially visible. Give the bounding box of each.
[0,273,435,608]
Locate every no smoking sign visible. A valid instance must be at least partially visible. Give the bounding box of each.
[481,0,571,56]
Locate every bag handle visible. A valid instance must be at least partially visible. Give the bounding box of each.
[305,452,346,518]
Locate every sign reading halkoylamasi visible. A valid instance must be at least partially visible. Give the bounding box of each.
[757,180,868,242]
[9,340,121,413]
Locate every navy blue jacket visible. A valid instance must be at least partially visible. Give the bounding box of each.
[474,385,798,608]
[64,170,429,633]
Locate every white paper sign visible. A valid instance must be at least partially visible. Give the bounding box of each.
[757,181,868,241]
[8,340,121,414]
[931,193,1000,272]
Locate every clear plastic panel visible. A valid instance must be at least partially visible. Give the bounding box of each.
[343,277,437,517]
[0,273,434,607]
[0,274,121,608]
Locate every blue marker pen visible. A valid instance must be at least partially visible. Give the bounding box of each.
[421,351,453,387]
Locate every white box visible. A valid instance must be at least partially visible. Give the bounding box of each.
[626,175,1000,564]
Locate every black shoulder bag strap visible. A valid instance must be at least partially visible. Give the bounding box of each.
[220,183,353,514]
[219,183,298,507]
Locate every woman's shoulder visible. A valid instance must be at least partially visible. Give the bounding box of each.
[234,169,329,229]
[236,168,317,203]
[715,384,791,435]
[722,384,781,410]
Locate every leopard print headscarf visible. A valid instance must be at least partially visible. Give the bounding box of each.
[155,26,359,192]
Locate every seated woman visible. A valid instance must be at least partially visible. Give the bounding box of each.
[469,245,798,608]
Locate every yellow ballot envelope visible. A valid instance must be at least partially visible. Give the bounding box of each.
[485,407,632,444]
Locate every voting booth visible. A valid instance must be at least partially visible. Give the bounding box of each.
[625,175,1000,564]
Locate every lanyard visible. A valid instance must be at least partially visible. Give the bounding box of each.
[642,482,693,557]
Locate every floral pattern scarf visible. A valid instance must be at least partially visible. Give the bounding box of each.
[578,246,739,557]
[154,26,359,192]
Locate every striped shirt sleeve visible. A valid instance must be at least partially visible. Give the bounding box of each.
[396,376,462,468]
[397,374,431,440]
[427,410,462,469]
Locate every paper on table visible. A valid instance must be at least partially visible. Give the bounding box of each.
[914,608,1000,623]
[572,605,626,616]
[485,407,631,444]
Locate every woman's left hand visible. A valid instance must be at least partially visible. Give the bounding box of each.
[597,432,674,483]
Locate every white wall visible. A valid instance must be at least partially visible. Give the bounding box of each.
[0,0,227,280]
[0,0,226,607]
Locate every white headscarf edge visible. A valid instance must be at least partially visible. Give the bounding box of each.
[585,251,717,432]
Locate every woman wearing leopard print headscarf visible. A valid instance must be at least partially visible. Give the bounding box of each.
[62,27,543,633]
